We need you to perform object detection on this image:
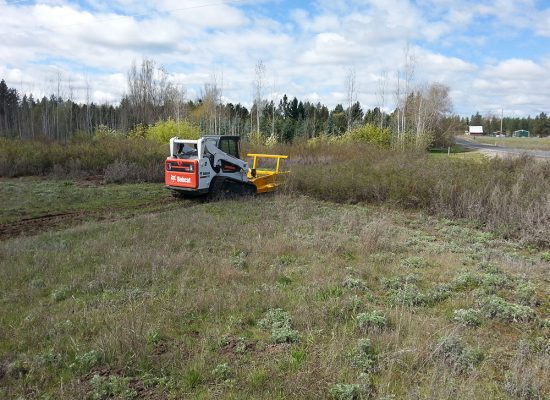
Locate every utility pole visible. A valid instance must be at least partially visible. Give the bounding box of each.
[500,108,503,135]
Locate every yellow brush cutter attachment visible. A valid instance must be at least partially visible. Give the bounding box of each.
[247,153,289,193]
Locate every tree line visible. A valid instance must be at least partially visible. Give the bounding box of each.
[2,59,547,146]
[468,111,550,137]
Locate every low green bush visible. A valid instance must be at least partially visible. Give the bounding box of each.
[212,363,233,383]
[343,277,369,292]
[356,311,388,331]
[350,338,378,372]
[436,335,484,374]
[514,282,538,306]
[70,350,101,372]
[258,308,299,343]
[330,383,366,400]
[478,295,535,322]
[343,124,391,148]
[453,308,482,327]
[401,256,431,269]
[90,375,137,400]
[144,119,200,144]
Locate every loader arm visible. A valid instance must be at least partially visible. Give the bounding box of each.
[204,141,248,172]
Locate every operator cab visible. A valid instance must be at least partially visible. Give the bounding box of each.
[202,135,241,159]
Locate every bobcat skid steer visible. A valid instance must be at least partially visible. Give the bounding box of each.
[165,135,288,199]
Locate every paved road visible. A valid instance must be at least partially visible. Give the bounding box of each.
[455,137,550,160]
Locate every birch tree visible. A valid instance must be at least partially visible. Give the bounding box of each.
[253,60,266,136]
[345,67,357,132]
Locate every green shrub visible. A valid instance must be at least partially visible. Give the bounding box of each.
[230,251,247,269]
[453,308,482,327]
[350,338,378,372]
[401,256,431,269]
[381,274,418,290]
[387,284,425,306]
[50,286,70,302]
[356,311,388,331]
[479,261,502,274]
[258,308,299,343]
[90,375,137,400]
[436,335,484,373]
[424,284,453,305]
[271,326,300,344]
[452,271,482,289]
[146,329,162,345]
[211,363,233,382]
[70,350,101,371]
[145,119,200,144]
[514,282,538,306]
[479,295,535,322]
[343,124,391,148]
[0,137,165,180]
[343,277,369,292]
[330,383,366,400]
[479,272,512,291]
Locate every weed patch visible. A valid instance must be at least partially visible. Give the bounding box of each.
[435,335,484,374]
[343,277,369,292]
[356,311,388,332]
[478,295,535,322]
[90,375,137,400]
[400,256,431,269]
[330,383,367,400]
[258,308,299,344]
[212,363,233,383]
[453,309,482,327]
[350,339,378,373]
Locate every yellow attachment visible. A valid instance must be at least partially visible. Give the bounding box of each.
[247,153,289,193]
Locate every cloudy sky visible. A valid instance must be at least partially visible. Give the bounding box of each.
[1,0,549,117]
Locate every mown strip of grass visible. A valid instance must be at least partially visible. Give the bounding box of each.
[0,178,171,224]
[470,136,550,151]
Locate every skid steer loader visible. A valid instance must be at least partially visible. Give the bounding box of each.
[165,135,288,199]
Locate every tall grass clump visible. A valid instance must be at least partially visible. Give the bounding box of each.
[0,136,165,181]
[283,141,550,246]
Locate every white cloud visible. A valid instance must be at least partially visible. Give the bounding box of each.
[0,0,550,115]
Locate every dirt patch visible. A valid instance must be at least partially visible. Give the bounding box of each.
[0,212,98,240]
[0,197,195,241]
[220,337,257,355]
[74,175,105,188]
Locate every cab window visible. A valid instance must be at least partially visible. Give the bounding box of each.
[219,138,240,159]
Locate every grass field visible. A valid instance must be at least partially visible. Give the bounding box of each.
[465,136,550,151]
[1,180,549,399]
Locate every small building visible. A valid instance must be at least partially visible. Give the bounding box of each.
[513,130,529,137]
[468,126,483,135]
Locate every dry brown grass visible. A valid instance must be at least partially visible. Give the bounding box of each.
[1,191,548,399]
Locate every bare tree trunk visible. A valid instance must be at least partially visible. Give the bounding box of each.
[345,67,356,132]
[254,60,265,136]
[376,71,387,129]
